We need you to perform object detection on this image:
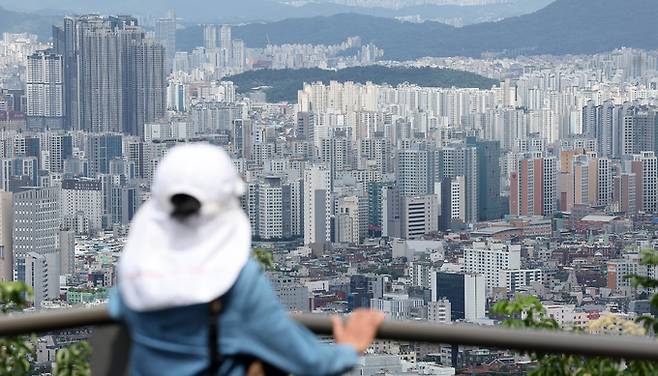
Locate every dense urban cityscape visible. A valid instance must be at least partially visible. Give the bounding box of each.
[0,0,657,374]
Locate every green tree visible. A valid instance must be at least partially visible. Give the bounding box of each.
[0,282,92,376]
[0,282,34,376]
[492,248,658,375]
[53,341,91,376]
[628,249,658,334]
[253,248,274,270]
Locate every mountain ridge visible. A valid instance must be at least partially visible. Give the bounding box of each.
[2,0,655,61]
[0,6,60,40]
[0,0,553,24]
[217,0,658,59]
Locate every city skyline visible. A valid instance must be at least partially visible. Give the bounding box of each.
[0,2,656,374]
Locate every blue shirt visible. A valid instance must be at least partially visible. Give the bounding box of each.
[109,260,358,376]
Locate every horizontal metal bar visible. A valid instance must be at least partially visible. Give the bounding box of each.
[293,314,658,361]
[0,306,112,336]
[1,307,658,362]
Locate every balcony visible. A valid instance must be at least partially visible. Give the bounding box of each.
[2,306,658,374]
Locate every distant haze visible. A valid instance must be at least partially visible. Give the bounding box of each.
[164,0,657,60]
[0,0,553,24]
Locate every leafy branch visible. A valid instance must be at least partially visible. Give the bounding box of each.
[493,248,658,376]
[0,282,33,376]
[253,248,274,270]
[53,341,91,376]
[0,282,91,375]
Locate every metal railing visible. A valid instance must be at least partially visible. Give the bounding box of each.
[2,306,658,374]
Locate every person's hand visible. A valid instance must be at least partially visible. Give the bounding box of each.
[332,309,385,353]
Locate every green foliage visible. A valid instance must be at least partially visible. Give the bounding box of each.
[493,275,658,375]
[491,295,559,331]
[253,248,274,270]
[226,66,497,102]
[627,249,658,334]
[0,282,34,376]
[0,337,33,376]
[0,282,92,376]
[53,341,91,376]
[0,282,31,314]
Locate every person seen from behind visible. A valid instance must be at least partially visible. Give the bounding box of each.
[109,143,385,375]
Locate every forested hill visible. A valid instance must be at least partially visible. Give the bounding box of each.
[225,66,497,102]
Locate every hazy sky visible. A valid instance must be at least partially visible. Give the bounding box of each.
[0,0,553,24]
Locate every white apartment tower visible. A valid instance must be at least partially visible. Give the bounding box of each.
[303,165,331,245]
[637,152,657,213]
[12,187,60,306]
[257,177,283,240]
[465,242,522,292]
[0,192,12,281]
[401,195,439,239]
[26,50,65,130]
[396,149,430,197]
[450,177,466,223]
[60,179,103,234]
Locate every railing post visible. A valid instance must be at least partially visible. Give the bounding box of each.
[90,324,131,376]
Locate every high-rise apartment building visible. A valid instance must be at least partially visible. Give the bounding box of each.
[1,157,37,192]
[464,242,521,292]
[400,195,439,239]
[47,134,73,173]
[583,100,623,158]
[166,81,186,112]
[509,153,557,217]
[203,25,217,50]
[12,187,60,306]
[58,228,75,276]
[320,137,349,183]
[560,152,613,211]
[155,13,176,73]
[86,133,123,177]
[257,176,285,240]
[409,260,433,289]
[125,139,145,179]
[130,39,167,137]
[622,106,657,156]
[437,145,478,223]
[219,25,232,51]
[303,165,331,246]
[396,148,433,197]
[231,39,244,71]
[60,178,103,234]
[26,50,65,131]
[499,269,543,292]
[19,253,53,307]
[296,112,315,144]
[626,151,657,213]
[613,172,637,214]
[431,272,485,322]
[52,15,166,134]
[467,138,502,220]
[0,192,13,281]
[382,185,401,238]
[449,177,466,224]
[335,195,367,244]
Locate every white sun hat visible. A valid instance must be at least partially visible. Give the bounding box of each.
[118,143,250,312]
